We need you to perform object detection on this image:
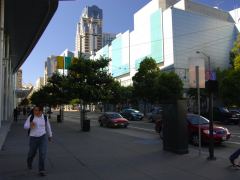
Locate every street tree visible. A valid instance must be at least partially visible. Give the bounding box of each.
[156,71,183,103]
[46,72,71,120]
[67,56,116,128]
[230,34,240,69]
[132,57,160,114]
[106,80,134,111]
[218,69,240,106]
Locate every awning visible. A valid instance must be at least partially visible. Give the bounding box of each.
[4,0,59,73]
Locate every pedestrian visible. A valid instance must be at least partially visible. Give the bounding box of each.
[24,105,53,176]
[13,107,18,122]
[229,148,240,167]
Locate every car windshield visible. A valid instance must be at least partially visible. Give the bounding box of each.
[187,115,209,125]
[129,109,140,113]
[108,113,122,119]
[219,107,229,113]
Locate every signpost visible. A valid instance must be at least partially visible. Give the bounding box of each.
[189,57,205,156]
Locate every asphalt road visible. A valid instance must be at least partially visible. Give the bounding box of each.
[51,111,240,160]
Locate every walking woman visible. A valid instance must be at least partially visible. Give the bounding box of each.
[24,105,52,176]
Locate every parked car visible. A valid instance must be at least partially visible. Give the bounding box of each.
[120,108,144,121]
[98,112,129,128]
[155,113,231,145]
[146,107,162,122]
[213,107,240,124]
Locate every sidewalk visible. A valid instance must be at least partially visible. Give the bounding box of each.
[0,114,240,180]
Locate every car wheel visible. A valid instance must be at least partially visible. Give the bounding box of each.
[191,134,200,146]
[150,117,154,122]
[130,116,135,121]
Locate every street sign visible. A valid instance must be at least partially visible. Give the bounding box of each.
[189,58,205,88]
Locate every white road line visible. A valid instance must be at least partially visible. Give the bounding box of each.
[225,141,240,145]
[129,126,155,132]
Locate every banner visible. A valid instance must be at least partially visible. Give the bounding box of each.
[56,56,64,69]
[64,56,72,69]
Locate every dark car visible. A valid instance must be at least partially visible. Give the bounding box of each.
[120,108,144,121]
[146,107,162,122]
[213,107,240,124]
[155,113,231,145]
[98,112,129,128]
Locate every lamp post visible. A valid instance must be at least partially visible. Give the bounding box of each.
[196,51,216,160]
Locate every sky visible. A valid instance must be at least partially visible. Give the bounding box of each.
[22,0,239,85]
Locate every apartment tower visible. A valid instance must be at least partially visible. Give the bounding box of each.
[75,5,103,56]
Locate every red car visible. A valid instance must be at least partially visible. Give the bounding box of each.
[155,113,231,145]
[98,112,129,128]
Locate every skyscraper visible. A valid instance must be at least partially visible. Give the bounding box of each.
[75,5,103,57]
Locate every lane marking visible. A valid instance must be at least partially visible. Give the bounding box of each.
[225,141,240,145]
[129,126,155,132]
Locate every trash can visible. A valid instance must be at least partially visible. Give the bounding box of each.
[57,115,61,123]
[82,119,90,132]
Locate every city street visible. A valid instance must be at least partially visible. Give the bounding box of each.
[53,111,240,160]
[1,111,240,180]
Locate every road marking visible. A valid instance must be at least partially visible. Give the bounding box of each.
[225,141,240,145]
[129,126,155,132]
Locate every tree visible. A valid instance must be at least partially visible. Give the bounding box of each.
[219,70,240,106]
[67,56,116,129]
[230,34,240,69]
[132,57,160,113]
[156,71,183,103]
[67,56,115,103]
[20,98,30,106]
[106,81,134,111]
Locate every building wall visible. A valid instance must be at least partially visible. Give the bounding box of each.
[35,77,44,90]
[93,0,238,88]
[229,8,240,32]
[172,8,235,69]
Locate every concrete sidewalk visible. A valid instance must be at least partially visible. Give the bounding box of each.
[0,115,240,180]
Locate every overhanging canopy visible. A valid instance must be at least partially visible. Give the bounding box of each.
[4,0,58,73]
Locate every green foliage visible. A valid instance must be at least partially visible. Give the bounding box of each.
[132,57,183,104]
[230,34,240,69]
[219,69,240,106]
[67,56,115,103]
[20,98,29,106]
[132,57,160,103]
[30,73,70,107]
[234,56,240,71]
[156,72,183,102]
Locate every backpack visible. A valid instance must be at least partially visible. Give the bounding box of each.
[27,114,48,136]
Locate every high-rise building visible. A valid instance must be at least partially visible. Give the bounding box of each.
[102,33,116,47]
[75,5,103,57]
[44,49,74,84]
[16,69,22,89]
[44,55,57,85]
[35,77,44,90]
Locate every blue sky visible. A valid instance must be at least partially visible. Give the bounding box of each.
[22,0,239,85]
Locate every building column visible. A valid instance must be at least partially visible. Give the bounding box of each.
[0,0,4,127]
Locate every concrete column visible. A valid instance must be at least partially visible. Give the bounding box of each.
[0,0,4,127]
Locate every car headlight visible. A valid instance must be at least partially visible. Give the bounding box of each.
[203,130,216,135]
[225,128,230,134]
[203,130,209,134]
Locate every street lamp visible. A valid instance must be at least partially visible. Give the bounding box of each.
[196,51,216,160]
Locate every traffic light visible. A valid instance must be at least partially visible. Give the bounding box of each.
[205,80,218,93]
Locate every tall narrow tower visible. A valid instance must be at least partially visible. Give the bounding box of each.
[75,5,103,57]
